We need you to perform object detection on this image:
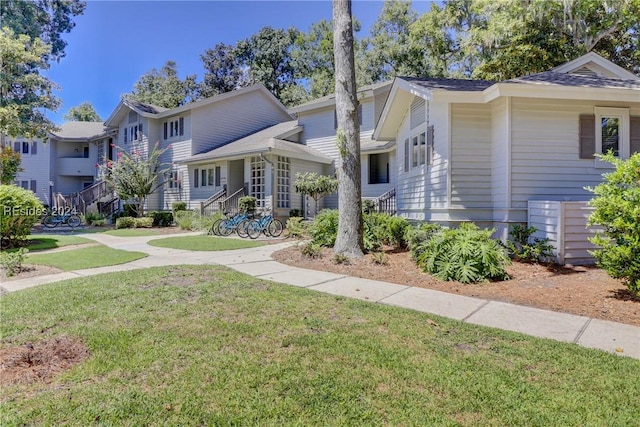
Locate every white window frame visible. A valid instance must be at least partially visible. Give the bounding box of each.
[595,107,630,159]
[276,156,290,208]
[250,156,265,202]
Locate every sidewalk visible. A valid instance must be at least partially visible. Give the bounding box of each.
[2,232,638,359]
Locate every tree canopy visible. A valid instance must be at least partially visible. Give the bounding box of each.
[64,102,102,122]
[128,61,197,109]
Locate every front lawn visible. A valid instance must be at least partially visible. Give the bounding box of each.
[25,245,147,271]
[7,234,94,252]
[148,235,264,251]
[103,228,165,237]
[1,265,638,426]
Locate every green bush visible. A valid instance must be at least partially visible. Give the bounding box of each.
[174,210,220,232]
[406,223,442,261]
[587,152,640,296]
[172,202,187,212]
[123,204,138,218]
[116,216,136,229]
[506,224,554,263]
[375,214,411,249]
[148,211,173,227]
[310,209,339,247]
[84,212,103,224]
[362,199,376,214]
[0,247,28,276]
[174,210,195,230]
[134,217,154,228]
[300,242,322,258]
[414,223,511,284]
[285,217,309,239]
[91,219,107,227]
[238,196,257,214]
[0,184,44,248]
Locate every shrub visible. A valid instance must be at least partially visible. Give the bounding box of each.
[289,209,303,218]
[0,247,28,277]
[587,152,640,296]
[415,223,511,284]
[123,204,138,218]
[285,217,309,239]
[371,251,388,265]
[376,214,411,249]
[172,202,187,212]
[174,210,220,232]
[84,212,103,224]
[91,219,107,227]
[362,199,376,214]
[148,211,173,227]
[332,253,350,265]
[174,210,195,230]
[406,223,442,261]
[116,216,136,229]
[0,184,44,248]
[506,224,554,263]
[238,196,257,214]
[310,209,339,247]
[300,242,322,259]
[134,217,154,228]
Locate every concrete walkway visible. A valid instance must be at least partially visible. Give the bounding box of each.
[2,232,639,359]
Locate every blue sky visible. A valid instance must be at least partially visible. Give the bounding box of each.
[46,0,435,124]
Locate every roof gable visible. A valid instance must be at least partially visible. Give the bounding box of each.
[551,52,638,80]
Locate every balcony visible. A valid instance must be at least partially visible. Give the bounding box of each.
[57,157,95,176]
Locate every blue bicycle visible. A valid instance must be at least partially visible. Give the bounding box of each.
[43,212,82,228]
[245,210,283,239]
[214,212,251,237]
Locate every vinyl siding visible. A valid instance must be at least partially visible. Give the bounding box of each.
[449,103,492,209]
[7,138,51,204]
[361,150,396,198]
[510,98,613,209]
[191,91,291,156]
[290,158,330,213]
[491,98,509,209]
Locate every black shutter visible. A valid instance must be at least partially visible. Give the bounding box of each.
[30,180,37,192]
[579,115,596,159]
[31,141,37,155]
[179,117,184,136]
[215,166,221,187]
[124,128,128,143]
[193,168,199,188]
[631,117,640,155]
[163,122,168,140]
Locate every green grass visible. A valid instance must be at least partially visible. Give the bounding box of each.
[1,265,638,426]
[103,228,167,237]
[148,235,264,251]
[25,245,147,271]
[12,234,95,252]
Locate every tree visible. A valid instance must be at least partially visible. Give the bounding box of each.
[333,0,363,258]
[0,0,86,62]
[199,43,247,98]
[235,26,304,106]
[128,61,197,109]
[362,0,419,81]
[0,146,22,185]
[107,142,171,217]
[64,102,102,122]
[587,152,640,297]
[0,28,60,139]
[294,172,338,215]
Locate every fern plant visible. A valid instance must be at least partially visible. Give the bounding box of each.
[415,223,511,284]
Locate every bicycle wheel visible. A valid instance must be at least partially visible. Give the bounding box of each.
[210,218,224,236]
[43,215,58,228]
[218,219,234,236]
[67,215,82,228]
[246,220,262,239]
[267,219,284,237]
[236,220,251,238]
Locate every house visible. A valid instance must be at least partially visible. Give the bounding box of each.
[373,52,640,246]
[2,122,114,208]
[289,81,395,211]
[104,85,332,218]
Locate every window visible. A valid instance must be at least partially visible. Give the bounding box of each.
[404,139,409,172]
[215,166,221,187]
[207,168,214,186]
[83,146,89,158]
[22,141,29,154]
[19,180,29,190]
[411,136,419,168]
[201,169,207,187]
[167,171,180,191]
[250,156,265,202]
[277,156,290,208]
[193,168,199,188]
[419,132,426,165]
[164,117,185,140]
[581,109,638,161]
[123,128,128,143]
[369,153,389,184]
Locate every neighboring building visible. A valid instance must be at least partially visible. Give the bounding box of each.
[104,85,332,217]
[373,52,640,241]
[3,137,51,204]
[289,81,395,211]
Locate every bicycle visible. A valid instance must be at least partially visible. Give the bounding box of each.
[43,212,82,228]
[245,209,283,239]
[215,212,251,237]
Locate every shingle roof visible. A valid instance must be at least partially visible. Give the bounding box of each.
[183,121,332,164]
[290,80,392,110]
[124,99,169,114]
[50,121,108,139]
[400,77,495,91]
[506,71,640,89]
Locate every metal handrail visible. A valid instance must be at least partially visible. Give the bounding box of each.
[218,187,246,214]
[376,188,396,215]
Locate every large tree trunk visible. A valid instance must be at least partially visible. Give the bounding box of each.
[333,0,363,257]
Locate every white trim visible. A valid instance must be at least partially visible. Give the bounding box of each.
[506,97,512,209]
[594,106,630,160]
[446,102,452,209]
[552,52,639,81]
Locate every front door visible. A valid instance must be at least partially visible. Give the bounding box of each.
[227,159,244,193]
